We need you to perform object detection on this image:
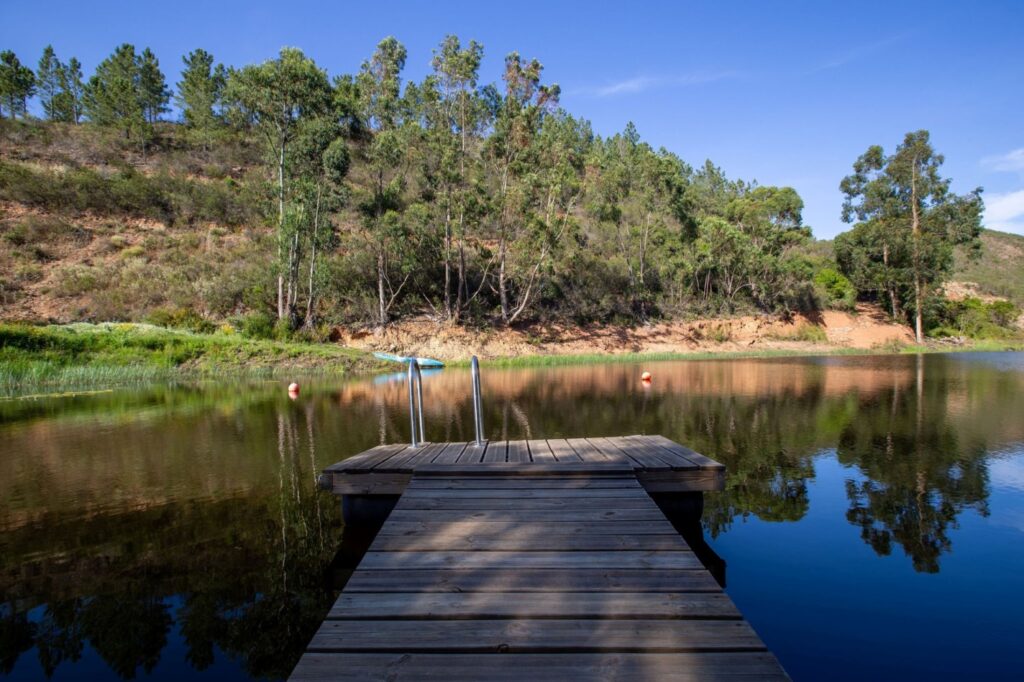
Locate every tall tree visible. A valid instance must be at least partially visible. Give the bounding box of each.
[355,36,415,327]
[83,44,147,140]
[840,131,983,342]
[176,49,226,147]
[138,48,170,123]
[57,57,84,123]
[36,45,63,120]
[0,50,35,119]
[429,35,484,320]
[224,47,333,322]
[485,52,560,324]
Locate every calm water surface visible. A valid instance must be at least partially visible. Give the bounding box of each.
[2,353,1023,680]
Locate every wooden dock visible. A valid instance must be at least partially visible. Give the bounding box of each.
[292,436,788,680]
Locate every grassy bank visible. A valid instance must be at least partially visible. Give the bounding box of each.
[0,322,383,396]
[465,339,1024,369]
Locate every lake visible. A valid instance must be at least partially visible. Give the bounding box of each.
[2,352,1023,680]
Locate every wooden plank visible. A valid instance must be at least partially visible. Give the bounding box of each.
[290,652,789,681]
[385,509,668,522]
[342,568,722,593]
[368,532,689,552]
[406,477,642,490]
[377,520,680,536]
[645,435,725,471]
[527,439,556,462]
[455,441,487,463]
[429,441,468,464]
[331,473,410,495]
[622,435,701,471]
[324,443,408,472]
[357,550,701,570]
[329,592,741,620]
[568,437,619,463]
[307,619,767,653]
[392,496,658,510]
[374,442,446,471]
[400,487,652,499]
[506,440,530,463]
[638,470,726,493]
[596,436,676,471]
[547,438,582,461]
[413,463,634,476]
[482,440,508,462]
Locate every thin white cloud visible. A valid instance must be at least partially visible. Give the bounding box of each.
[804,34,909,75]
[984,188,1024,234]
[982,148,1024,173]
[573,71,738,98]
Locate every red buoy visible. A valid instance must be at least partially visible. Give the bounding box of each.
[641,371,652,383]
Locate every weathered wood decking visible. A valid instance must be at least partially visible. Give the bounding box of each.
[292,437,787,680]
[322,434,727,496]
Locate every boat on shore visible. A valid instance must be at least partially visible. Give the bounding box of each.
[372,352,445,368]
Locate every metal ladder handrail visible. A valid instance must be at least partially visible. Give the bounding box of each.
[407,355,485,448]
[471,356,485,446]
[407,359,425,447]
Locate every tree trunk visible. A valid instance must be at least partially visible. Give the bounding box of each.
[910,159,924,344]
[277,140,286,321]
[444,204,452,319]
[377,248,387,328]
[498,228,509,324]
[304,186,322,328]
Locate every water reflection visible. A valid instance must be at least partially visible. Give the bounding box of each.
[1,353,1023,680]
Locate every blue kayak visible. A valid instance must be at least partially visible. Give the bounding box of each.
[373,352,445,368]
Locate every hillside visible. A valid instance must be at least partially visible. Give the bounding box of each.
[951,228,1024,306]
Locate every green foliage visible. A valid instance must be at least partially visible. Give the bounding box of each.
[0,160,258,226]
[234,311,276,340]
[145,307,215,333]
[839,130,983,341]
[927,297,1021,339]
[83,44,149,142]
[953,229,1024,306]
[814,267,856,310]
[0,50,36,119]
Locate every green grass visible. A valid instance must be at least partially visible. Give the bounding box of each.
[0,322,383,396]
[460,341,1024,369]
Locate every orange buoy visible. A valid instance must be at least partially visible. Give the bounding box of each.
[288,382,300,396]
[641,371,652,383]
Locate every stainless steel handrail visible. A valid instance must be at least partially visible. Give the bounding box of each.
[471,356,485,446]
[407,359,425,447]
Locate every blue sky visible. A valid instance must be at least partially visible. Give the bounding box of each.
[3,0,1023,238]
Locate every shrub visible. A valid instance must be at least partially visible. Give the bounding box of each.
[145,307,215,333]
[928,297,1022,339]
[234,311,275,340]
[53,265,101,297]
[813,267,856,311]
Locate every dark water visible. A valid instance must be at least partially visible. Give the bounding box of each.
[2,353,1023,681]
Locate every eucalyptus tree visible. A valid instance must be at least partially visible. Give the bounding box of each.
[286,119,350,327]
[485,52,560,324]
[428,35,485,319]
[176,48,226,147]
[355,36,416,327]
[840,131,983,342]
[224,48,333,321]
[589,123,688,319]
[0,50,35,119]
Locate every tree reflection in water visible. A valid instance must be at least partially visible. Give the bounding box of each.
[0,401,342,680]
[1,353,1022,679]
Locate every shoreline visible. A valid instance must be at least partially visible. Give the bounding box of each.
[2,321,1021,398]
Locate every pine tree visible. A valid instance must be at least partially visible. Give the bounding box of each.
[84,44,146,139]
[0,50,36,119]
[37,45,63,120]
[56,57,84,123]
[139,47,170,123]
[176,48,226,146]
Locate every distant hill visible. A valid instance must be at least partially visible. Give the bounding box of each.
[952,229,1024,305]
